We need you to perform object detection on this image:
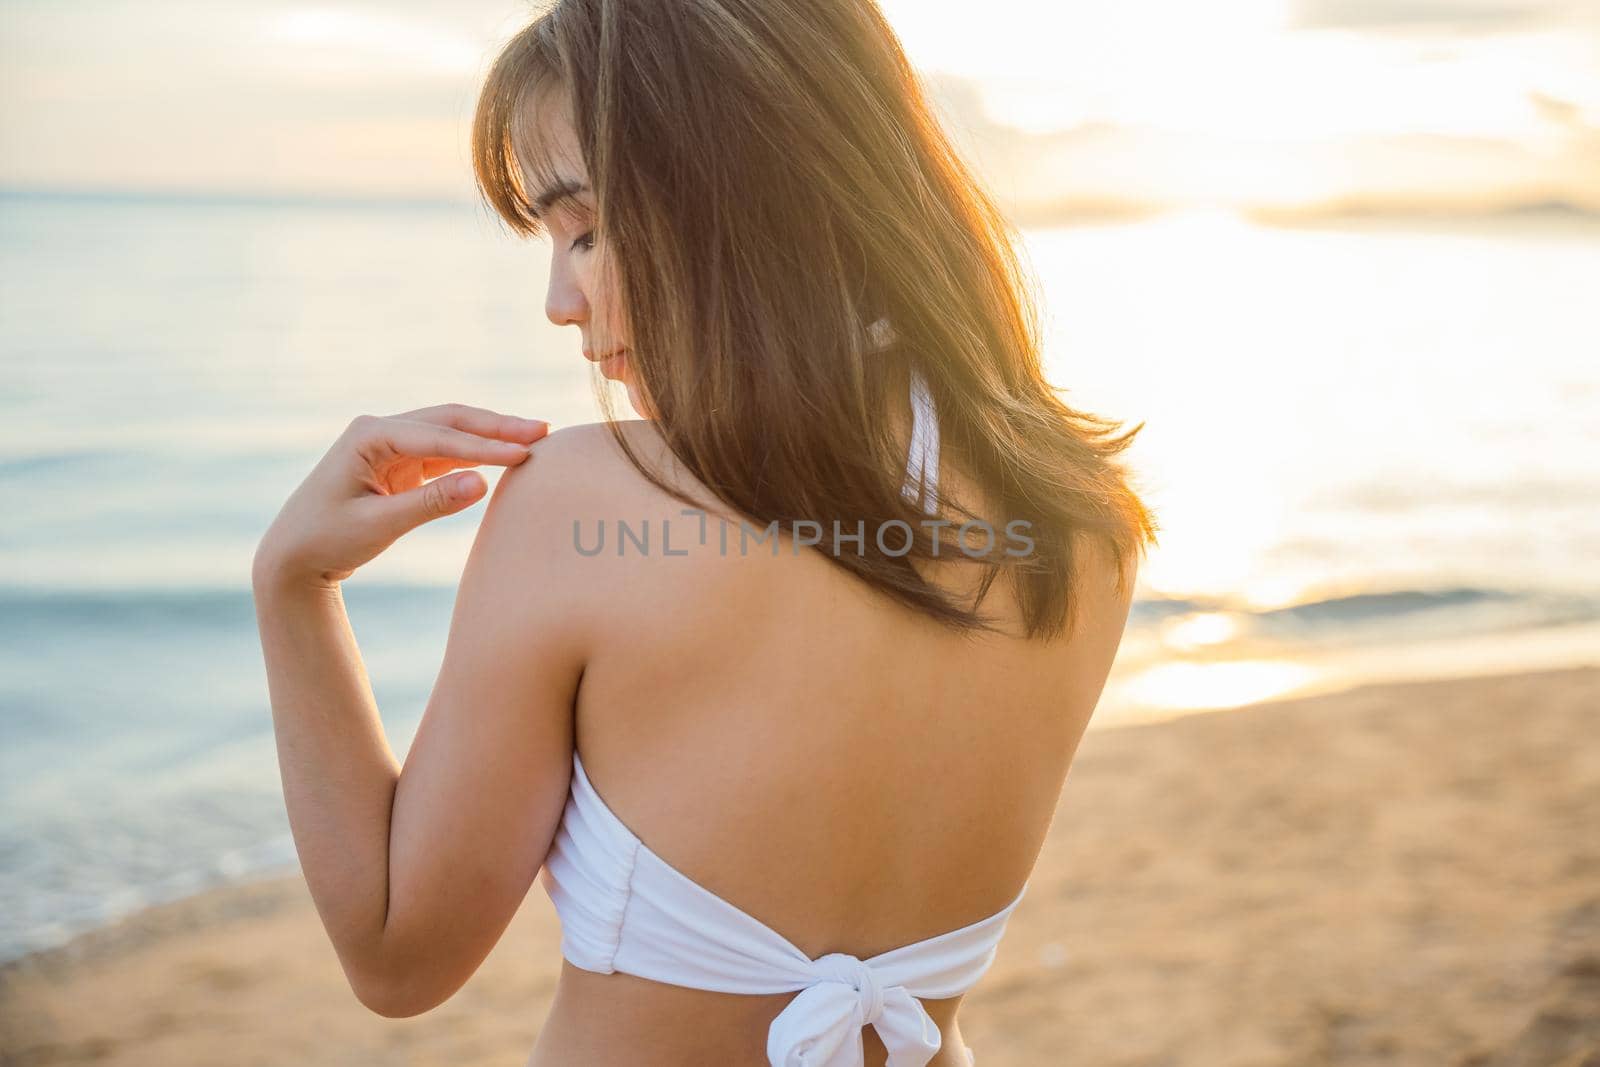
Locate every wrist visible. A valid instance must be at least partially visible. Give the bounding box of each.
[252,542,339,596]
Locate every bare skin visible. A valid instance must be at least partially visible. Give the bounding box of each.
[252,98,1136,1067]
[517,386,1137,1066]
[251,378,1135,1066]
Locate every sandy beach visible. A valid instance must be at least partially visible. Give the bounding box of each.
[3,665,1596,1066]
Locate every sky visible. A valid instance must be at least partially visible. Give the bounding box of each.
[1,0,1597,217]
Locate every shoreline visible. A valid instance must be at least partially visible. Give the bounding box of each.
[4,584,1593,966]
[7,630,1596,971]
[4,664,1597,1065]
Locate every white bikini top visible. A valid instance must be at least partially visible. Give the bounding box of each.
[539,354,1026,1067]
[902,365,941,517]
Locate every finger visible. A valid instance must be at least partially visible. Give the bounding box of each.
[387,402,550,445]
[365,469,488,539]
[419,456,480,479]
[357,416,534,468]
[415,456,533,483]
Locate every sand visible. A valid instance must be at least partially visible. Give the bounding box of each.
[2,666,1597,1066]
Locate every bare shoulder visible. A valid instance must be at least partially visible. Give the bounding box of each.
[476,419,745,641]
[479,420,650,518]
[459,421,653,658]
[514,417,650,475]
[505,419,706,506]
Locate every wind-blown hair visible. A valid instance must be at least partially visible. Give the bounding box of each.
[472,0,1158,639]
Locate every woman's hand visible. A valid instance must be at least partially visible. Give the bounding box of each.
[253,403,550,589]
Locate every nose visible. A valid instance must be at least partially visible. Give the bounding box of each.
[545,254,588,328]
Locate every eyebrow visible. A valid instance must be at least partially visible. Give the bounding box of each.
[531,178,590,219]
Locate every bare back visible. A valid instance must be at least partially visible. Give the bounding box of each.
[527,378,1136,1065]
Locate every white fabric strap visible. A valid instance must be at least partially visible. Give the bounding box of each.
[866,315,938,517]
[902,367,940,516]
[545,750,1028,1067]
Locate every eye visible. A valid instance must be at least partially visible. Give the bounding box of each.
[570,230,596,254]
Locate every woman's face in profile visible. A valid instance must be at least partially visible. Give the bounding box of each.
[528,102,650,418]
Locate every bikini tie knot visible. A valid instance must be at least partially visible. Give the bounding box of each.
[815,952,885,1025]
[765,951,942,1066]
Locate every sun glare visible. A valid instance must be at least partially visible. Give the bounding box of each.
[880,0,1591,158]
[265,7,480,75]
[1161,612,1243,651]
[1117,659,1321,715]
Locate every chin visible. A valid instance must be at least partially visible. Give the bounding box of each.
[624,379,655,420]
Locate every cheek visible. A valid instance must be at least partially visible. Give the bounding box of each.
[605,291,629,337]
[591,269,629,342]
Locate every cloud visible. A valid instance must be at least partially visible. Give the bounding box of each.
[3,2,1596,217]
[1290,0,1593,34]
[1529,90,1586,127]
[916,71,1600,221]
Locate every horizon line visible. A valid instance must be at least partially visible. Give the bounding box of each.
[5,182,1598,227]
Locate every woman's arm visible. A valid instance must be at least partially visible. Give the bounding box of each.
[249,569,410,1005]
[251,423,593,1017]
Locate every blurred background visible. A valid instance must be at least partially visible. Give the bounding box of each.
[2,1,1597,1059]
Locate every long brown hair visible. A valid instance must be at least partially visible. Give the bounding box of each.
[472,0,1158,640]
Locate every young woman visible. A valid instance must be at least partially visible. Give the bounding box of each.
[252,1,1157,1064]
